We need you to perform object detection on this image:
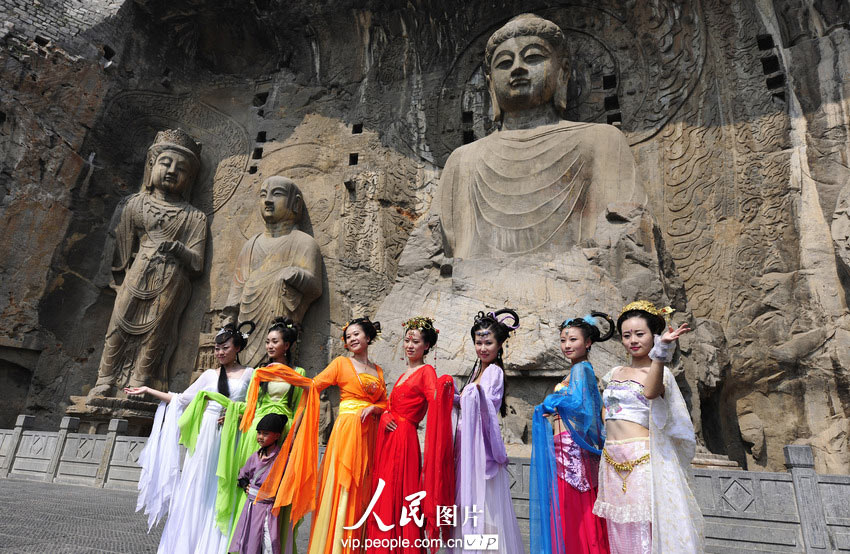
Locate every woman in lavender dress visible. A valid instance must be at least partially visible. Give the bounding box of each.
[453,309,524,554]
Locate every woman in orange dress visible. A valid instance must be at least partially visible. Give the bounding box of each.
[367,317,455,553]
[240,317,388,554]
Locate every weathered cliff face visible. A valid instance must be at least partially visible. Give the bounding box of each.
[0,0,848,472]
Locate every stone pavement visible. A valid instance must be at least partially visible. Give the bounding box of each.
[0,478,314,553]
[0,478,160,553]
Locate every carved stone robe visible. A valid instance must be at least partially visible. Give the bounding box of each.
[440,121,643,259]
[227,230,323,367]
[97,192,207,391]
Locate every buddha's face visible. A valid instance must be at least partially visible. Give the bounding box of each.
[489,35,561,114]
[150,150,194,197]
[259,178,298,225]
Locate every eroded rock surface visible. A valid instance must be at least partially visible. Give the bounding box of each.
[1,0,849,472]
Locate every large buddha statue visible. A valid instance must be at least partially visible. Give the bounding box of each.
[88,129,208,398]
[226,176,323,367]
[375,13,708,450]
[441,14,644,258]
[375,14,665,385]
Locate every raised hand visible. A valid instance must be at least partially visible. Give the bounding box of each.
[661,323,692,344]
[123,386,148,396]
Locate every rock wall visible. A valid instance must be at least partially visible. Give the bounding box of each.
[0,0,848,473]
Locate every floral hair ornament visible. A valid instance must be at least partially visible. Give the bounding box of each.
[402,316,439,334]
[560,314,595,330]
[340,320,352,343]
[268,321,296,330]
[218,320,255,341]
[619,300,675,322]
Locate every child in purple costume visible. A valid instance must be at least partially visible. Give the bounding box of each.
[230,413,287,554]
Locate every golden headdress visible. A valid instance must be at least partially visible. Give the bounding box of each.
[618,300,674,322]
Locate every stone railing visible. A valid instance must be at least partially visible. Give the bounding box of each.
[0,415,144,489]
[1,415,848,552]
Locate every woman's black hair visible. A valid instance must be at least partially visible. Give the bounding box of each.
[342,317,381,345]
[261,317,300,396]
[214,321,254,397]
[465,308,520,416]
[267,317,300,364]
[616,309,665,336]
[559,311,615,351]
[402,317,439,356]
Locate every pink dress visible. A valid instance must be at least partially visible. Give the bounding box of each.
[551,380,609,553]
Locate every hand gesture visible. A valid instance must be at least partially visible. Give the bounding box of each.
[157,240,178,254]
[123,386,148,396]
[360,405,380,422]
[279,266,298,283]
[385,415,398,432]
[218,408,227,426]
[661,323,692,344]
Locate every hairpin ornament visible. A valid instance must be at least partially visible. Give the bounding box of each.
[490,311,519,330]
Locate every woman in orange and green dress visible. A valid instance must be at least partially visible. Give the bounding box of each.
[239,317,387,554]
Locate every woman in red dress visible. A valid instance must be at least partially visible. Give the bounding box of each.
[367,316,455,553]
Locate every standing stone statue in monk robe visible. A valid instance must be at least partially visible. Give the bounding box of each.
[88,129,208,398]
[226,176,323,367]
[440,13,645,259]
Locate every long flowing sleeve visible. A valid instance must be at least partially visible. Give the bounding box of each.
[244,362,327,522]
[134,369,215,530]
[215,400,248,534]
[479,364,508,471]
[172,369,216,411]
[457,364,508,540]
[530,361,606,554]
[422,370,456,546]
[649,367,704,552]
[175,389,244,534]
[135,398,182,530]
[178,390,230,453]
[530,403,562,554]
[542,362,604,455]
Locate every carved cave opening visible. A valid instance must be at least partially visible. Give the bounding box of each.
[700,381,747,469]
[0,360,32,429]
[756,33,776,50]
[253,93,269,108]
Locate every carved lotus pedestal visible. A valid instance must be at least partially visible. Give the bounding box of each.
[66,395,158,435]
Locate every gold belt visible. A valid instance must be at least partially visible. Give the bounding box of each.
[603,448,650,493]
[339,399,373,415]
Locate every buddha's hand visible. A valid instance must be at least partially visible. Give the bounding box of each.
[157,240,186,259]
[278,266,299,283]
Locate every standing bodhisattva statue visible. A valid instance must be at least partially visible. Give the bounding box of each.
[226,176,323,367]
[89,129,207,398]
[440,14,645,258]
